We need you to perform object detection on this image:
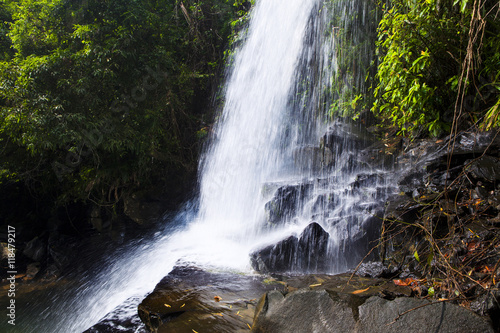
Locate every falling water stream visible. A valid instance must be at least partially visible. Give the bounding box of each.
[3,0,392,331]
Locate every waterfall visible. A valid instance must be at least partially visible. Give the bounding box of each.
[183,0,323,267]
[6,0,391,332]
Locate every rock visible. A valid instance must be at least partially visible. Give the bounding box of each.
[357,296,494,333]
[47,234,77,270]
[250,222,330,273]
[467,156,500,183]
[355,261,398,279]
[89,206,104,232]
[321,122,375,157]
[383,194,421,223]
[253,289,357,332]
[398,170,427,195]
[264,183,313,225]
[250,235,299,274]
[470,290,500,328]
[452,131,500,155]
[138,265,286,333]
[23,236,47,262]
[253,287,494,333]
[26,262,41,279]
[0,242,9,260]
[84,296,147,333]
[298,222,330,271]
[123,190,167,225]
[292,145,328,171]
[310,193,336,217]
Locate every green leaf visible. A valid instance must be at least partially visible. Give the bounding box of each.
[414,250,420,262]
[427,250,433,267]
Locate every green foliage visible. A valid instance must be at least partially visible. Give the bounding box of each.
[372,0,500,137]
[0,1,13,61]
[0,0,239,213]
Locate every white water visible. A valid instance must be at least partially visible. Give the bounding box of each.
[193,0,322,266]
[9,0,391,331]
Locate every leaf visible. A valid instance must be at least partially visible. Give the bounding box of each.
[414,250,420,262]
[309,283,322,288]
[428,286,435,296]
[467,240,480,252]
[352,287,370,294]
[427,250,434,267]
[394,278,418,286]
[460,0,467,13]
[164,304,171,307]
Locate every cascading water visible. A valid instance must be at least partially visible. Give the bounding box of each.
[3,0,393,332]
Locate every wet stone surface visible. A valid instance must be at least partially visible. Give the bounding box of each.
[137,265,287,333]
[250,222,330,273]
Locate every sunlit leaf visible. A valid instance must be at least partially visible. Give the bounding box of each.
[352,287,370,294]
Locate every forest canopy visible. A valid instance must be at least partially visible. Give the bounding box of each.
[0,0,242,225]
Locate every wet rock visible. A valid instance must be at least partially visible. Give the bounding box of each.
[298,222,330,271]
[89,206,105,232]
[250,222,330,273]
[398,170,427,195]
[292,145,330,171]
[470,290,500,329]
[321,122,375,157]
[383,194,421,224]
[47,234,77,270]
[26,262,41,279]
[452,130,500,155]
[251,235,299,274]
[123,192,165,225]
[467,156,500,183]
[354,261,398,279]
[310,193,336,216]
[352,173,384,189]
[23,236,47,262]
[264,183,313,225]
[84,296,148,333]
[138,265,285,333]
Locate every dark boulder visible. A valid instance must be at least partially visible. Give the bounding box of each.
[23,236,47,262]
[354,261,399,279]
[250,222,330,273]
[251,235,299,274]
[264,183,313,225]
[298,222,330,271]
[467,155,500,183]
